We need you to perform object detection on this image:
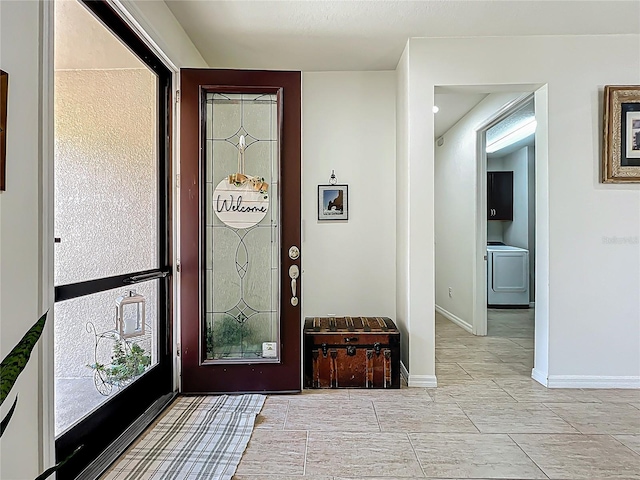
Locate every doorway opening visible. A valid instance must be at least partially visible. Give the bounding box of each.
[480,95,536,334]
[434,85,547,385]
[480,96,536,361]
[53,1,173,477]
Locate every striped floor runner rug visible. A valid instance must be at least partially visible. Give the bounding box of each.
[102,394,265,480]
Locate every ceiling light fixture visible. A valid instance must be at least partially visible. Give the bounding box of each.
[432,105,439,113]
[486,117,537,154]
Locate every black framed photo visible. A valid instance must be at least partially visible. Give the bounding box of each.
[603,85,640,183]
[318,184,348,221]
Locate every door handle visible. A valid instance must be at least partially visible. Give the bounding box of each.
[124,269,171,284]
[289,264,299,306]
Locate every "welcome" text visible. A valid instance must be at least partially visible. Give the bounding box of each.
[216,195,268,214]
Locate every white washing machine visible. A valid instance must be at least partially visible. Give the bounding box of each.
[487,245,530,307]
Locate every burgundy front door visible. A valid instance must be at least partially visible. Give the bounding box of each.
[180,69,301,393]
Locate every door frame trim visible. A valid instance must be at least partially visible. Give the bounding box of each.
[106,0,179,73]
[40,0,55,472]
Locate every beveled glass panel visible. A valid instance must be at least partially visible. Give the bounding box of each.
[243,95,275,140]
[210,95,241,139]
[244,140,271,179]
[204,92,279,362]
[243,226,275,312]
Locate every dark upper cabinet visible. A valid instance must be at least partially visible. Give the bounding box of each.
[487,171,513,221]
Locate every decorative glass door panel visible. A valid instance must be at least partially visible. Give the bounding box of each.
[204,93,280,362]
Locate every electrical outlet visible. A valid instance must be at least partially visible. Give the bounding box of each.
[448,287,453,298]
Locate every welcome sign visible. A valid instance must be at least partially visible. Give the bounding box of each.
[213,178,269,229]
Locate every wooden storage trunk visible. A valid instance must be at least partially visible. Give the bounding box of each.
[304,316,400,389]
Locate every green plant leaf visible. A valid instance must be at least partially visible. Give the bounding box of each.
[0,312,48,407]
[34,445,83,480]
[0,395,18,438]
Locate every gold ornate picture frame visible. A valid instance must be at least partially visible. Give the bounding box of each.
[603,85,640,183]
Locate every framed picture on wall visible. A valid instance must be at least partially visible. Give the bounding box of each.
[318,184,348,221]
[603,85,640,183]
[0,70,7,191]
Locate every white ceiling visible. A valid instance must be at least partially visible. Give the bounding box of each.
[433,85,538,138]
[165,0,640,71]
[434,93,487,138]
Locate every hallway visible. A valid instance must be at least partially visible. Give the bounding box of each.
[230,312,640,479]
[436,309,534,382]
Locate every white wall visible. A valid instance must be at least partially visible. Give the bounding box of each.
[406,35,640,387]
[487,157,504,170]
[395,45,411,372]
[487,219,504,243]
[0,1,44,478]
[435,93,522,329]
[502,146,530,249]
[400,42,438,387]
[302,71,396,319]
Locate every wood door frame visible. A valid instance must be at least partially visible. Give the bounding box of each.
[180,69,301,393]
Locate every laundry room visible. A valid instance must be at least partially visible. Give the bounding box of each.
[485,99,536,336]
[487,100,535,304]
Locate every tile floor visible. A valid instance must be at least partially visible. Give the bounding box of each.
[233,310,640,480]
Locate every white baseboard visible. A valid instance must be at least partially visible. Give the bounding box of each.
[531,368,548,387]
[400,361,410,385]
[547,375,640,389]
[401,361,437,387]
[408,374,438,388]
[435,305,473,333]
